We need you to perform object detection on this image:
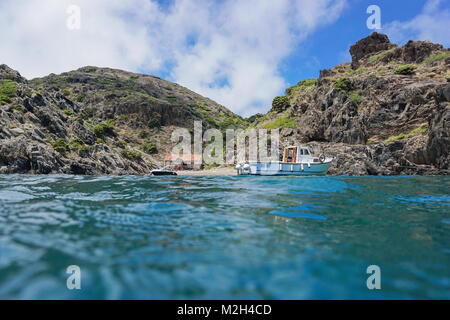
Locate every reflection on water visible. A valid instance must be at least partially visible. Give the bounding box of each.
[0,175,449,299]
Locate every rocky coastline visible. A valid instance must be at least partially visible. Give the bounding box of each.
[0,33,449,175]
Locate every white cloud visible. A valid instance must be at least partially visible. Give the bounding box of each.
[0,0,346,116]
[383,0,450,47]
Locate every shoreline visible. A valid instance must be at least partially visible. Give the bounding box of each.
[175,167,236,176]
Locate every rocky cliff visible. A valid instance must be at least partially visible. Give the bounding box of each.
[0,65,246,174]
[255,32,450,175]
[1,32,449,176]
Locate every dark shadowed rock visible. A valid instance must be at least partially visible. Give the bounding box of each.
[380,40,445,64]
[319,69,336,79]
[350,32,396,69]
[427,104,450,170]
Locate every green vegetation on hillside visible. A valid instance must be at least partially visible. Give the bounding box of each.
[263,114,297,129]
[394,64,416,75]
[121,149,142,160]
[333,78,353,93]
[349,93,363,105]
[142,140,157,154]
[384,125,427,143]
[285,78,317,96]
[367,47,396,63]
[69,138,89,151]
[92,120,115,137]
[0,80,17,105]
[423,51,450,64]
[51,138,69,153]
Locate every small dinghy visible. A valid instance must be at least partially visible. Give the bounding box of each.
[236,145,333,176]
[151,169,177,176]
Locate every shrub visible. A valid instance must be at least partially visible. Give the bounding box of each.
[63,109,74,116]
[69,138,88,151]
[92,120,115,137]
[271,96,290,112]
[333,78,353,93]
[142,140,157,154]
[0,80,17,105]
[117,140,127,148]
[52,138,69,153]
[394,64,416,75]
[121,149,142,160]
[349,93,363,105]
[62,88,71,96]
[148,118,160,128]
[95,138,105,144]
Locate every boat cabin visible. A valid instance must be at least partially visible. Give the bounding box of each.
[282,146,316,163]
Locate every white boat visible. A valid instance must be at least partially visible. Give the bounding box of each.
[235,146,333,176]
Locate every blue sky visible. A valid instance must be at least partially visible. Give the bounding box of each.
[281,0,430,86]
[0,0,449,116]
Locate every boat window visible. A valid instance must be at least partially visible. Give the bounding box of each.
[304,149,310,155]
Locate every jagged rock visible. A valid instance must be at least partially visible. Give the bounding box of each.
[0,64,27,83]
[28,144,63,174]
[1,32,449,176]
[319,69,336,79]
[427,104,450,169]
[0,137,31,173]
[247,113,264,123]
[33,105,68,138]
[259,34,450,175]
[436,84,450,102]
[70,121,96,145]
[380,40,444,64]
[350,32,396,68]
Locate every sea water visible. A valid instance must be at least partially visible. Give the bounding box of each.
[0,175,449,299]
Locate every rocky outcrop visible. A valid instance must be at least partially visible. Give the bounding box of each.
[380,40,444,64]
[0,65,247,174]
[257,33,450,175]
[0,64,27,84]
[350,32,396,68]
[427,102,450,170]
[1,33,449,176]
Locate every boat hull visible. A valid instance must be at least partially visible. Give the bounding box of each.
[237,161,331,176]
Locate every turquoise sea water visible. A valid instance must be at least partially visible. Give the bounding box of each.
[0,175,449,300]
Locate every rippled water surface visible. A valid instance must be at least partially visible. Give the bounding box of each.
[0,175,449,299]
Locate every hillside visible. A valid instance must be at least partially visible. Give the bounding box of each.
[1,32,449,176]
[0,65,247,174]
[254,33,450,175]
